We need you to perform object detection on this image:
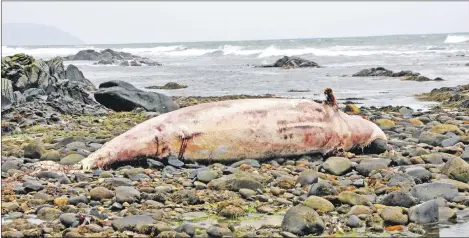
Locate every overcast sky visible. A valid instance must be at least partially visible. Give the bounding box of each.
[2,1,469,44]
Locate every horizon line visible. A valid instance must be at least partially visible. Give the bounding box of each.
[2,27,469,47]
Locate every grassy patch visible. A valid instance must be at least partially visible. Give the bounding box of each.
[1,111,149,157]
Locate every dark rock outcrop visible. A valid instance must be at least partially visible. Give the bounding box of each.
[353,67,396,77]
[65,65,96,91]
[145,82,188,90]
[63,49,101,61]
[262,56,320,68]
[353,67,443,81]
[417,84,469,108]
[94,80,179,112]
[1,54,107,119]
[2,54,62,93]
[64,49,161,66]
[353,67,419,77]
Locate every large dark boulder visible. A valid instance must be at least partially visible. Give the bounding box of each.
[263,56,319,68]
[65,65,96,91]
[1,54,72,93]
[352,67,442,81]
[281,205,325,235]
[99,80,137,90]
[1,78,15,109]
[64,48,161,67]
[47,57,66,81]
[1,94,12,110]
[1,54,106,117]
[46,80,98,105]
[64,50,101,61]
[94,80,179,112]
[352,67,394,77]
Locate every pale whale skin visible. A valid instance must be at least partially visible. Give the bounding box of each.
[79,99,387,171]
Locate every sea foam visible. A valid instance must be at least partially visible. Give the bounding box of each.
[444,34,469,43]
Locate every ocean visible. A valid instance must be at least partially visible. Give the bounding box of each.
[2,33,469,110]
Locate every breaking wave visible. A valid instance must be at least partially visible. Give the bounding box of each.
[2,42,467,59]
[444,34,469,43]
[1,45,96,59]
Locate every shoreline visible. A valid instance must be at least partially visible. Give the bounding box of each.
[2,52,469,237]
[2,87,469,237]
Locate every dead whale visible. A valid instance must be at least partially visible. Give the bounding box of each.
[79,97,387,171]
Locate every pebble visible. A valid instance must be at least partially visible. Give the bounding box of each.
[304,196,335,212]
[322,157,352,176]
[347,215,361,228]
[59,154,84,165]
[411,182,459,202]
[115,186,140,203]
[406,167,432,183]
[23,180,44,192]
[296,169,318,186]
[59,213,80,227]
[409,199,439,224]
[281,205,325,236]
[308,181,336,196]
[197,170,219,183]
[380,191,416,208]
[355,158,390,176]
[111,215,154,231]
[59,175,72,184]
[380,207,408,225]
[239,188,257,198]
[90,187,114,201]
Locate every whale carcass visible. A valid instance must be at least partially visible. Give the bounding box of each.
[79,98,387,171]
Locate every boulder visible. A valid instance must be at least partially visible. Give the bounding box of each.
[308,181,336,196]
[296,170,319,186]
[99,80,137,90]
[94,80,179,112]
[60,154,85,165]
[1,54,107,117]
[380,191,416,208]
[352,67,394,77]
[322,156,352,176]
[344,104,360,115]
[263,56,319,68]
[37,207,62,220]
[392,70,419,77]
[355,158,391,176]
[338,191,372,206]
[64,50,101,60]
[411,182,459,202]
[96,51,120,61]
[404,75,432,81]
[115,186,141,203]
[65,48,161,66]
[47,57,66,81]
[408,200,439,224]
[281,205,325,236]
[23,141,45,159]
[303,196,335,212]
[1,78,15,108]
[23,88,46,102]
[380,207,408,225]
[440,157,469,183]
[90,187,114,201]
[111,215,155,231]
[418,131,450,146]
[352,67,441,81]
[145,82,188,90]
[430,124,463,135]
[65,64,96,91]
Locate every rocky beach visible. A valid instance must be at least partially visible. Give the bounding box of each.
[2,48,469,238]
